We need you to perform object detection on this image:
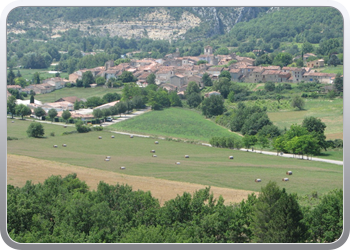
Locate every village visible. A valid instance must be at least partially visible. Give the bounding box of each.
[6,45,337,120]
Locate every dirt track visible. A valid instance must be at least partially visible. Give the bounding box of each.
[7,154,256,206]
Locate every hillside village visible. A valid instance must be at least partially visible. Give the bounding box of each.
[7,45,336,119]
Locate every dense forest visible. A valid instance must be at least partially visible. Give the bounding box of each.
[7,174,342,243]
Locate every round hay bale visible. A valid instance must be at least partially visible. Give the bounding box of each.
[53,145,57,148]
[152,155,157,157]
[130,135,134,138]
[150,150,156,153]
[106,156,111,159]
[62,144,67,147]
[229,156,234,159]
[282,178,289,181]
[175,162,181,165]
[155,141,159,144]
[111,135,115,138]
[255,179,261,182]
[11,120,14,123]
[286,171,293,175]
[185,155,189,158]
[98,136,102,139]
[63,125,67,128]
[120,166,125,170]
[105,158,110,162]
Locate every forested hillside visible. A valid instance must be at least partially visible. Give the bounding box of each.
[6,7,343,73]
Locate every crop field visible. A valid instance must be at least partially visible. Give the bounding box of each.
[7,119,343,196]
[107,107,242,142]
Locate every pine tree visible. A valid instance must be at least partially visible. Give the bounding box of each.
[250,181,307,243]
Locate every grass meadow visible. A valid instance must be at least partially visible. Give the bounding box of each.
[8,68,69,82]
[268,98,343,139]
[107,107,242,142]
[7,118,342,196]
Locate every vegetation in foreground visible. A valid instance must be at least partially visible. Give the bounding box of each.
[7,174,343,243]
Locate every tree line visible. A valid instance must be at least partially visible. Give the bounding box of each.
[7,174,343,243]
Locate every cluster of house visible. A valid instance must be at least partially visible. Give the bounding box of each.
[7,46,337,119]
[68,47,337,94]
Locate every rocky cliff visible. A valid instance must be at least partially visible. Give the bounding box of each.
[7,7,273,41]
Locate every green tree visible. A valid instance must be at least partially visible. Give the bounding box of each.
[32,72,41,84]
[197,60,207,65]
[201,94,225,118]
[92,109,103,119]
[82,71,94,88]
[26,122,45,138]
[7,95,17,118]
[103,92,121,103]
[34,107,46,120]
[215,47,230,55]
[186,93,202,108]
[115,101,127,117]
[95,76,106,86]
[119,71,137,83]
[302,42,314,53]
[48,109,58,122]
[219,70,231,81]
[7,69,15,85]
[306,189,343,243]
[185,81,200,96]
[75,120,91,133]
[15,104,32,119]
[250,181,306,243]
[333,73,343,93]
[74,100,81,110]
[291,95,305,110]
[328,54,340,67]
[62,110,71,123]
[131,95,146,109]
[146,73,156,85]
[242,135,257,150]
[227,91,235,103]
[213,77,231,98]
[302,116,327,151]
[273,52,293,67]
[30,95,35,104]
[202,73,212,87]
[168,91,182,107]
[257,133,269,153]
[264,82,275,92]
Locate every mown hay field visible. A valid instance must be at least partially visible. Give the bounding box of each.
[7,119,342,196]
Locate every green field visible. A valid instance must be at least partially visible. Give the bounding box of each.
[7,119,343,196]
[268,98,343,139]
[319,65,343,74]
[32,86,122,103]
[8,68,69,82]
[106,107,242,142]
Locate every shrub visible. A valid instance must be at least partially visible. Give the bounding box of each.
[50,132,55,137]
[26,123,44,138]
[91,126,103,131]
[75,120,91,133]
[7,136,18,140]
